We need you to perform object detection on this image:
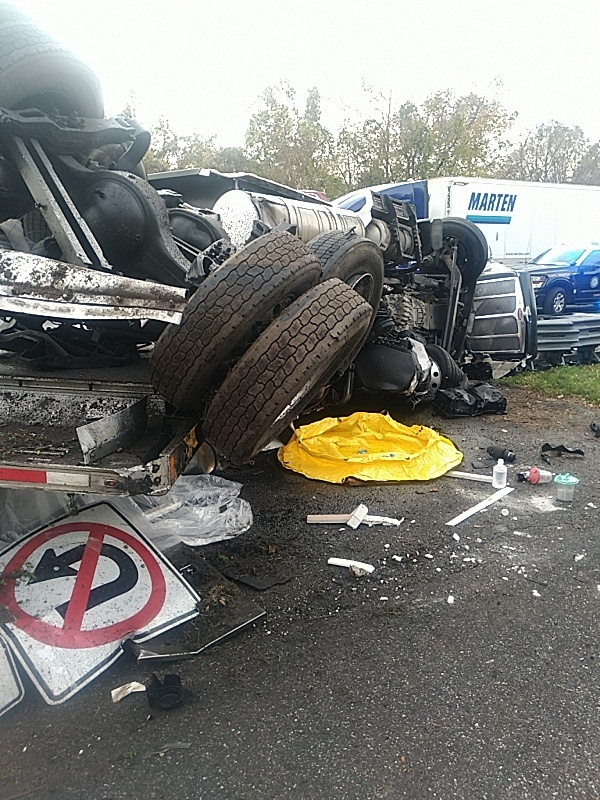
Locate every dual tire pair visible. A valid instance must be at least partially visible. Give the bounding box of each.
[150,230,385,466]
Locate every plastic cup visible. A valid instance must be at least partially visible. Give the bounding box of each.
[553,473,579,503]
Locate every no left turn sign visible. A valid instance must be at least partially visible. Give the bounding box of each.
[0,503,200,704]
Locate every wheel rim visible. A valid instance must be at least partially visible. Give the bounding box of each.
[553,292,566,314]
[348,272,375,304]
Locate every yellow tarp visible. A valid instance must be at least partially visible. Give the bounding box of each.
[278,411,463,483]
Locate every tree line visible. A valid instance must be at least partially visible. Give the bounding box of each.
[129,83,600,199]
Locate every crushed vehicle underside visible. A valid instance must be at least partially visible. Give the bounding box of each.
[0,2,527,475]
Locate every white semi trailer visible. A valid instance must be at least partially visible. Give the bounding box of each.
[336,177,600,265]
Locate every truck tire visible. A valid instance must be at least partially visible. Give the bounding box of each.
[542,286,568,315]
[203,278,373,466]
[307,229,358,266]
[149,231,322,411]
[0,3,103,117]
[307,231,384,313]
[442,217,489,283]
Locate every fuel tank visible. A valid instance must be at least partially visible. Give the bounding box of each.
[213,189,368,247]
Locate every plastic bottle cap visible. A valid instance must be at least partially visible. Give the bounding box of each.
[553,473,579,485]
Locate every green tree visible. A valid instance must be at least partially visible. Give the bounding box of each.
[245,83,336,195]
[331,89,515,192]
[571,142,600,185]
[421,90,515,177]
[212,146,254,173]
[501,122,589,183]
[143,117,182,173]
[176,133,218,170]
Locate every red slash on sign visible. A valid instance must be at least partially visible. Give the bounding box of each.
[1,522,167,649]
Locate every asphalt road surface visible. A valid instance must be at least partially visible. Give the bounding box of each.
[2,385,600,800]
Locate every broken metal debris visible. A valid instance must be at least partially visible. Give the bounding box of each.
[122,550,265,662]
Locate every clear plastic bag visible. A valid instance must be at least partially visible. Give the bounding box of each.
[112,475,253,551]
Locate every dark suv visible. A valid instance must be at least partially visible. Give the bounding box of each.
[517,244,600,315]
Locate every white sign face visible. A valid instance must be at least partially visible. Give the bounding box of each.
[0,503,200,705]
[0,637,24,717]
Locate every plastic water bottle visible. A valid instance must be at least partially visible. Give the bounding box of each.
[492,458,507,489]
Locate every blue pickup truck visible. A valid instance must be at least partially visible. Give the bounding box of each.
[516,244,600,315]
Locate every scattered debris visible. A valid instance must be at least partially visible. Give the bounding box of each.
[447,470,493,484]
[123,550,265,662]
[307,505,404,528]
[121,474,253,549]
[574,554,585,562]
[327,558,375,575]
[433,383,507,418]
[349,565,371,577]
[362,514,404,527]
[347,504,369,529]
[533,590,542,598]
[145,742,192,758]
[111,681,146,703]
[446,487,514,527]
[554,473,580,503]
[541,443,584,465]
[447,595,455,604]
[487,445,516,463]
[492,458,508,489]
[501,508,510,517]
[307,513,355,524]
[147,673,184,711]
[517,467,553,484]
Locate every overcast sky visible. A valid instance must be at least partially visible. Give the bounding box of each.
[10,0,600,147]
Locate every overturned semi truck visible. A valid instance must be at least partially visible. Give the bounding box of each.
[0,2,536,493]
